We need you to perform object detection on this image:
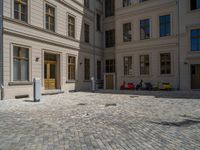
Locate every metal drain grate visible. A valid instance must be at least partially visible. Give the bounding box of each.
[77,103,87,106]
[105,103,117,107]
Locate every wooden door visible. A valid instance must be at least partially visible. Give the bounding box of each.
[191,65,200,89]
[44,61,57,89]
[106,74,114,89]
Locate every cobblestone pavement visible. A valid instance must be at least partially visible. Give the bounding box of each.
[0,91,200,150]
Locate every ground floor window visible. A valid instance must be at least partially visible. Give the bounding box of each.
[13,46,29,81]
[140,55,149,75]
[68,56,76,80]
[84,58,90,80]
[105,59,115,73]
[160,53,171,75]
[97,60,101,80]
[124,56,132,75]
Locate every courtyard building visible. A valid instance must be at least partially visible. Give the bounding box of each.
[0,0,200,99]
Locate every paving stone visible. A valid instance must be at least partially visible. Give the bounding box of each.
[0,91,200,150]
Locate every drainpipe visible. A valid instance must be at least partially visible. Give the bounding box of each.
[0,0,4,100]
[177,0,181,90]
[93,0,96,92]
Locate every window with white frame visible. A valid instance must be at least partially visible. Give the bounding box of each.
[14,0,28,22]
[124,56,132,75]
[160,53,171,75]
[13,46,29,81]
[123,23,132,42]
[123,0,132,7]
[140,55,149,75]
[45,4,55,32]
[68,15,75,38]
[68,56,76,80]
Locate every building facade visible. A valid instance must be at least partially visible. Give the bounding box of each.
[1,0,104,99]
[0,0,200,99]
[103,0,200,91]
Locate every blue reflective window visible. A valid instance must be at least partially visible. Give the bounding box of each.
[140,19,150,40]
[191,29,200,51]
[159,15,170,37]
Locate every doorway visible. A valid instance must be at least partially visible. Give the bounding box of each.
[191,64,200,89]
[44,53,59,90]
[104,74,115,89]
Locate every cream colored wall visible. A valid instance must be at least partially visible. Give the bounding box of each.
[179,0,200,90]
[112,0,179,89]
[3,0,104,99]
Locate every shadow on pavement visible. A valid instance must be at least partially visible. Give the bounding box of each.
[78,90,200,100]
[149,119,200,127]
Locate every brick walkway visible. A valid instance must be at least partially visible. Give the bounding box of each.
[0,91,200,150]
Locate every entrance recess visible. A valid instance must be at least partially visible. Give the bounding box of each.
[191,64,200,89]
[104,73,115,89]
[44,53,58,90]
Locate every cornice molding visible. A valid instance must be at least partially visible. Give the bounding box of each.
[116,1,177,19]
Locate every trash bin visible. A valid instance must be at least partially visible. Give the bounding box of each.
[91,77,95,92]
[33,78,41,102]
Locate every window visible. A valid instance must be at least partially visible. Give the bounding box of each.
[191,0,200,10]
[123,0,132,7]
[84,0,89,8]
[105,29,115,48]
[84,58,90,80]
[96,14,101,31]
[13,46,29,81]
[160,15,170,37]
[140,55,149,75]
[123,23,132,42]
[68,56,76,80]
[160,53,171,75]
[97,61,101,80]
[124,56,132,75]
[68,15,75,38]
[140,0,148,3]
[105,59,115,73]
[105,0,114,17]
[140,19,150,40]
[14,0,28,22]
[45,4,55,32]
[84,23,90,43]
[191,29,200,51]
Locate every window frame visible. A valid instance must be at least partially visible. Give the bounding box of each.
[159,14,171,37]
[84,23,90,43]
[124,56,132,76]
[13,0,29,23]
[105,29,115,48]
[140,18,150,40]
[160,53,171,75]
[105,59,115,73]
[84,58,90,81]
[45,3,56,32]
[190,28,200,51]
[123,22,132,42]
[190,0,200,11]
[11,44,32,83]
[139,55,150,75]
[97,60,102,80]
[123,0,132,7]
[68,55,76,81]
[67,14,76,39]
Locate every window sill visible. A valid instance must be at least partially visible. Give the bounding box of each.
[83,80,91,82]
[187,9,200,14]
[66,80,77,83]
[9,81,33,86]
[158,74,174,78]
